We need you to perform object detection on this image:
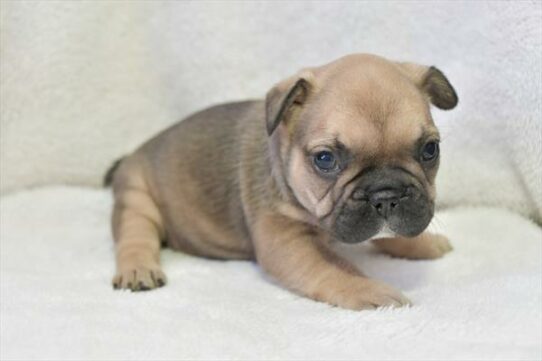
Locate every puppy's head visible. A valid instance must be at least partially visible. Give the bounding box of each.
[266,54,458,243]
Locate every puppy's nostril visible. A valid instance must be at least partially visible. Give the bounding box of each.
[368,188,403,217]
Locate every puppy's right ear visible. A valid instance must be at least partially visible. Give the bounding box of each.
[265,74,313,136]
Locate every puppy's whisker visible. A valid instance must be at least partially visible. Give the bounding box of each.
[427,215,445,234]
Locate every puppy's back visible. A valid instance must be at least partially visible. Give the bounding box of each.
[131,100,265,259]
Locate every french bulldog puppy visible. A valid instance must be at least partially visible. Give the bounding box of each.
[105,54,457,310]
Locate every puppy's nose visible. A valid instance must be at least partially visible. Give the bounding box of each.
[368,189,401,218]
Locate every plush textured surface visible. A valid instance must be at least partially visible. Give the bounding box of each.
[1,186,541,360]
[1,1,541,222]
[1,2,541,360]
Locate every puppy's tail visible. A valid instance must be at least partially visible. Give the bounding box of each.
[103,157,124,187]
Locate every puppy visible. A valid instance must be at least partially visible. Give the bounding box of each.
[105,54,457,310]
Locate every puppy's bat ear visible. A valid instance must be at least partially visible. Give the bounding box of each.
[397,63,458,110]
[265,73,313,136]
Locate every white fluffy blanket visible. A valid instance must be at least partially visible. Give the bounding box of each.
[1,187,540,360]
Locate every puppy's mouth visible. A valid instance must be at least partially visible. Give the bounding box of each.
[367,224,396,240]
[331,188,434,244]
[333,213,433,244]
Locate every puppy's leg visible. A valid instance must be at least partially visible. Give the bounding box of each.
[111,162,166,291]
[372,232,452,260]
[253,213,411,310]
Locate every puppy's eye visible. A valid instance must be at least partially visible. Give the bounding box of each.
[314,151,337,172]
[421,141,439,162]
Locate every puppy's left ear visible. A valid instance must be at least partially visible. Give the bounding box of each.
[397,63,458,110]
[265,72,314,136]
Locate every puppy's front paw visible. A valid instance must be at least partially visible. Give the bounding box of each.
[352,280,411,310]
[112,265,167,291]
[320,279,411,310]
[423,234,453,259]
[373,232,452,260]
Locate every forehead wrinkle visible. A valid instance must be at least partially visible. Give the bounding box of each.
[378,97,434,147]
[422,125,440,140]
[340,116,375,139]
[380,122,420,157]
[305,137,337,150]
[302,104,362,145]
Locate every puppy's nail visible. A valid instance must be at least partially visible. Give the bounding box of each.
[138,282,150,291]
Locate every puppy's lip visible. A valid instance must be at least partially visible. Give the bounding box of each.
[368,225,396,240]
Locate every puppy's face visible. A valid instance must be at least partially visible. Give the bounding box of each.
[267,54,458,243]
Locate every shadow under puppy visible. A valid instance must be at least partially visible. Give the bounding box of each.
[105,54,458,310]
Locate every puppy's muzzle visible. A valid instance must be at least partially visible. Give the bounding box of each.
[334,168,433,243]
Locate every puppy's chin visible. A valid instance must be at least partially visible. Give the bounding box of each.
[333,224,397,244]
[332,216,433,244]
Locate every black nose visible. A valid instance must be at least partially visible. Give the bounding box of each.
[369,189,401,218]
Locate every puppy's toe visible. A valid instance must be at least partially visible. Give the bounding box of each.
[150,269,167,288]
[134,269,155,291]
[112,274,122,290]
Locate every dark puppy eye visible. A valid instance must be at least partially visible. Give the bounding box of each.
[314,151,337,172]
[421,141,439,162]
